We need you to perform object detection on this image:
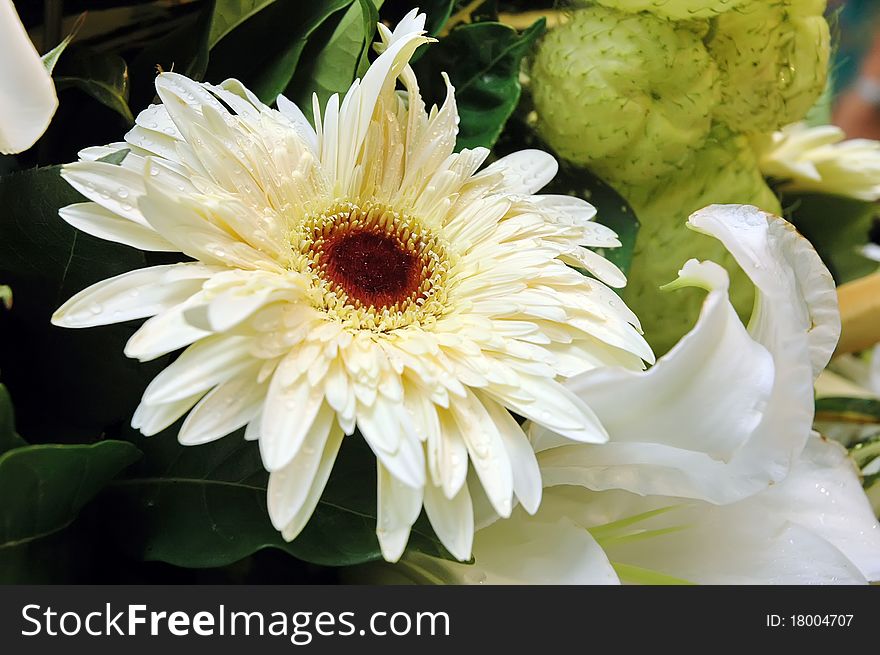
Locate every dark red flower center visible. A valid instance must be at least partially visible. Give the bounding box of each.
[301,203,447,319]
[321,230,419,309]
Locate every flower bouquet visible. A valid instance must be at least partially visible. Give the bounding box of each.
[0,0,878,586]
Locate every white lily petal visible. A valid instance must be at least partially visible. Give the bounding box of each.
[0,0,58,154]
[688,204,840,379]
[540,260,776,503]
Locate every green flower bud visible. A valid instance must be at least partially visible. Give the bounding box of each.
[619,125,782,354]
[588,0,749,20]
[708,1,830,133]
[531,6,719,186]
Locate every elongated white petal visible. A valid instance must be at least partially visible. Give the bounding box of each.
[52,263,214,328]
[178,367,266,445]
[488,375,609,445]
[357,397,425,489]
[478,150,558,195]
[267,403,337,529]
[132,391,205,437]
[423,481,474,562]
[449,390,513,518]
[278,425,345,542]
[59,202,177,252]
[377,463,423,562]
[481,396,542,514]
[124,296,212,362]
[260,361,326,471]
[142,335,254,405]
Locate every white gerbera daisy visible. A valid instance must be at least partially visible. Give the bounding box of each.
[51,11,651,562]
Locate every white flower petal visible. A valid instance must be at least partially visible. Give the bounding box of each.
[177,367,266,445]
[267,403,337,528]
[481,396,542,514]
[278,424,345,542]
[124,296,212,362]
[478,150,558,195]
[357,397,426,489]
[449,390,514,518]
[688,204,840,379]
[540,260,777,503]
[142,335,254,405]
[132,391,205,437]
[61,161,151,225]
[423,481,474,562]
[377,462,424,562]
[260,361,327,471]
[52,263,214,328]
[0,0,57,154]
[59,202,177,252]
[758,437,880,582]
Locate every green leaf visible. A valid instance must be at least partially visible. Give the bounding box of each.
[355,0,382,77]
[0,385,26,455]
[815,397,880,425]
[41,13,86,75]
[421,0,456,35]
[0,165,156,438]
[103,426,455,568]
[97,148,131,165]
[0,390,139,583]
[814,397,880,448]
[0,285,10,310]
[0,440,140,552]
[851,435,880,472]
[414,19,545,150]
[54,49,134,124]
[206,0,355,105]
[286,0,383,117]
[208,0,280,48]
[611,562,695,585]
[783,192,879,285]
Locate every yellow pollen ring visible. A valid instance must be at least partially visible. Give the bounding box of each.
[294,201,451,332]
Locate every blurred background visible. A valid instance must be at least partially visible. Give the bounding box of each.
[831,0,880,138]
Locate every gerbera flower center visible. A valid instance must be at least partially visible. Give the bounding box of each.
[323,230,419,308]
[297,202,451,331]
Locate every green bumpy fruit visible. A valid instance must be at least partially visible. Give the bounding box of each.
[708,0,830,133]
[589,0,748,19]
[531,6,719,187]
[618,125,783,354]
